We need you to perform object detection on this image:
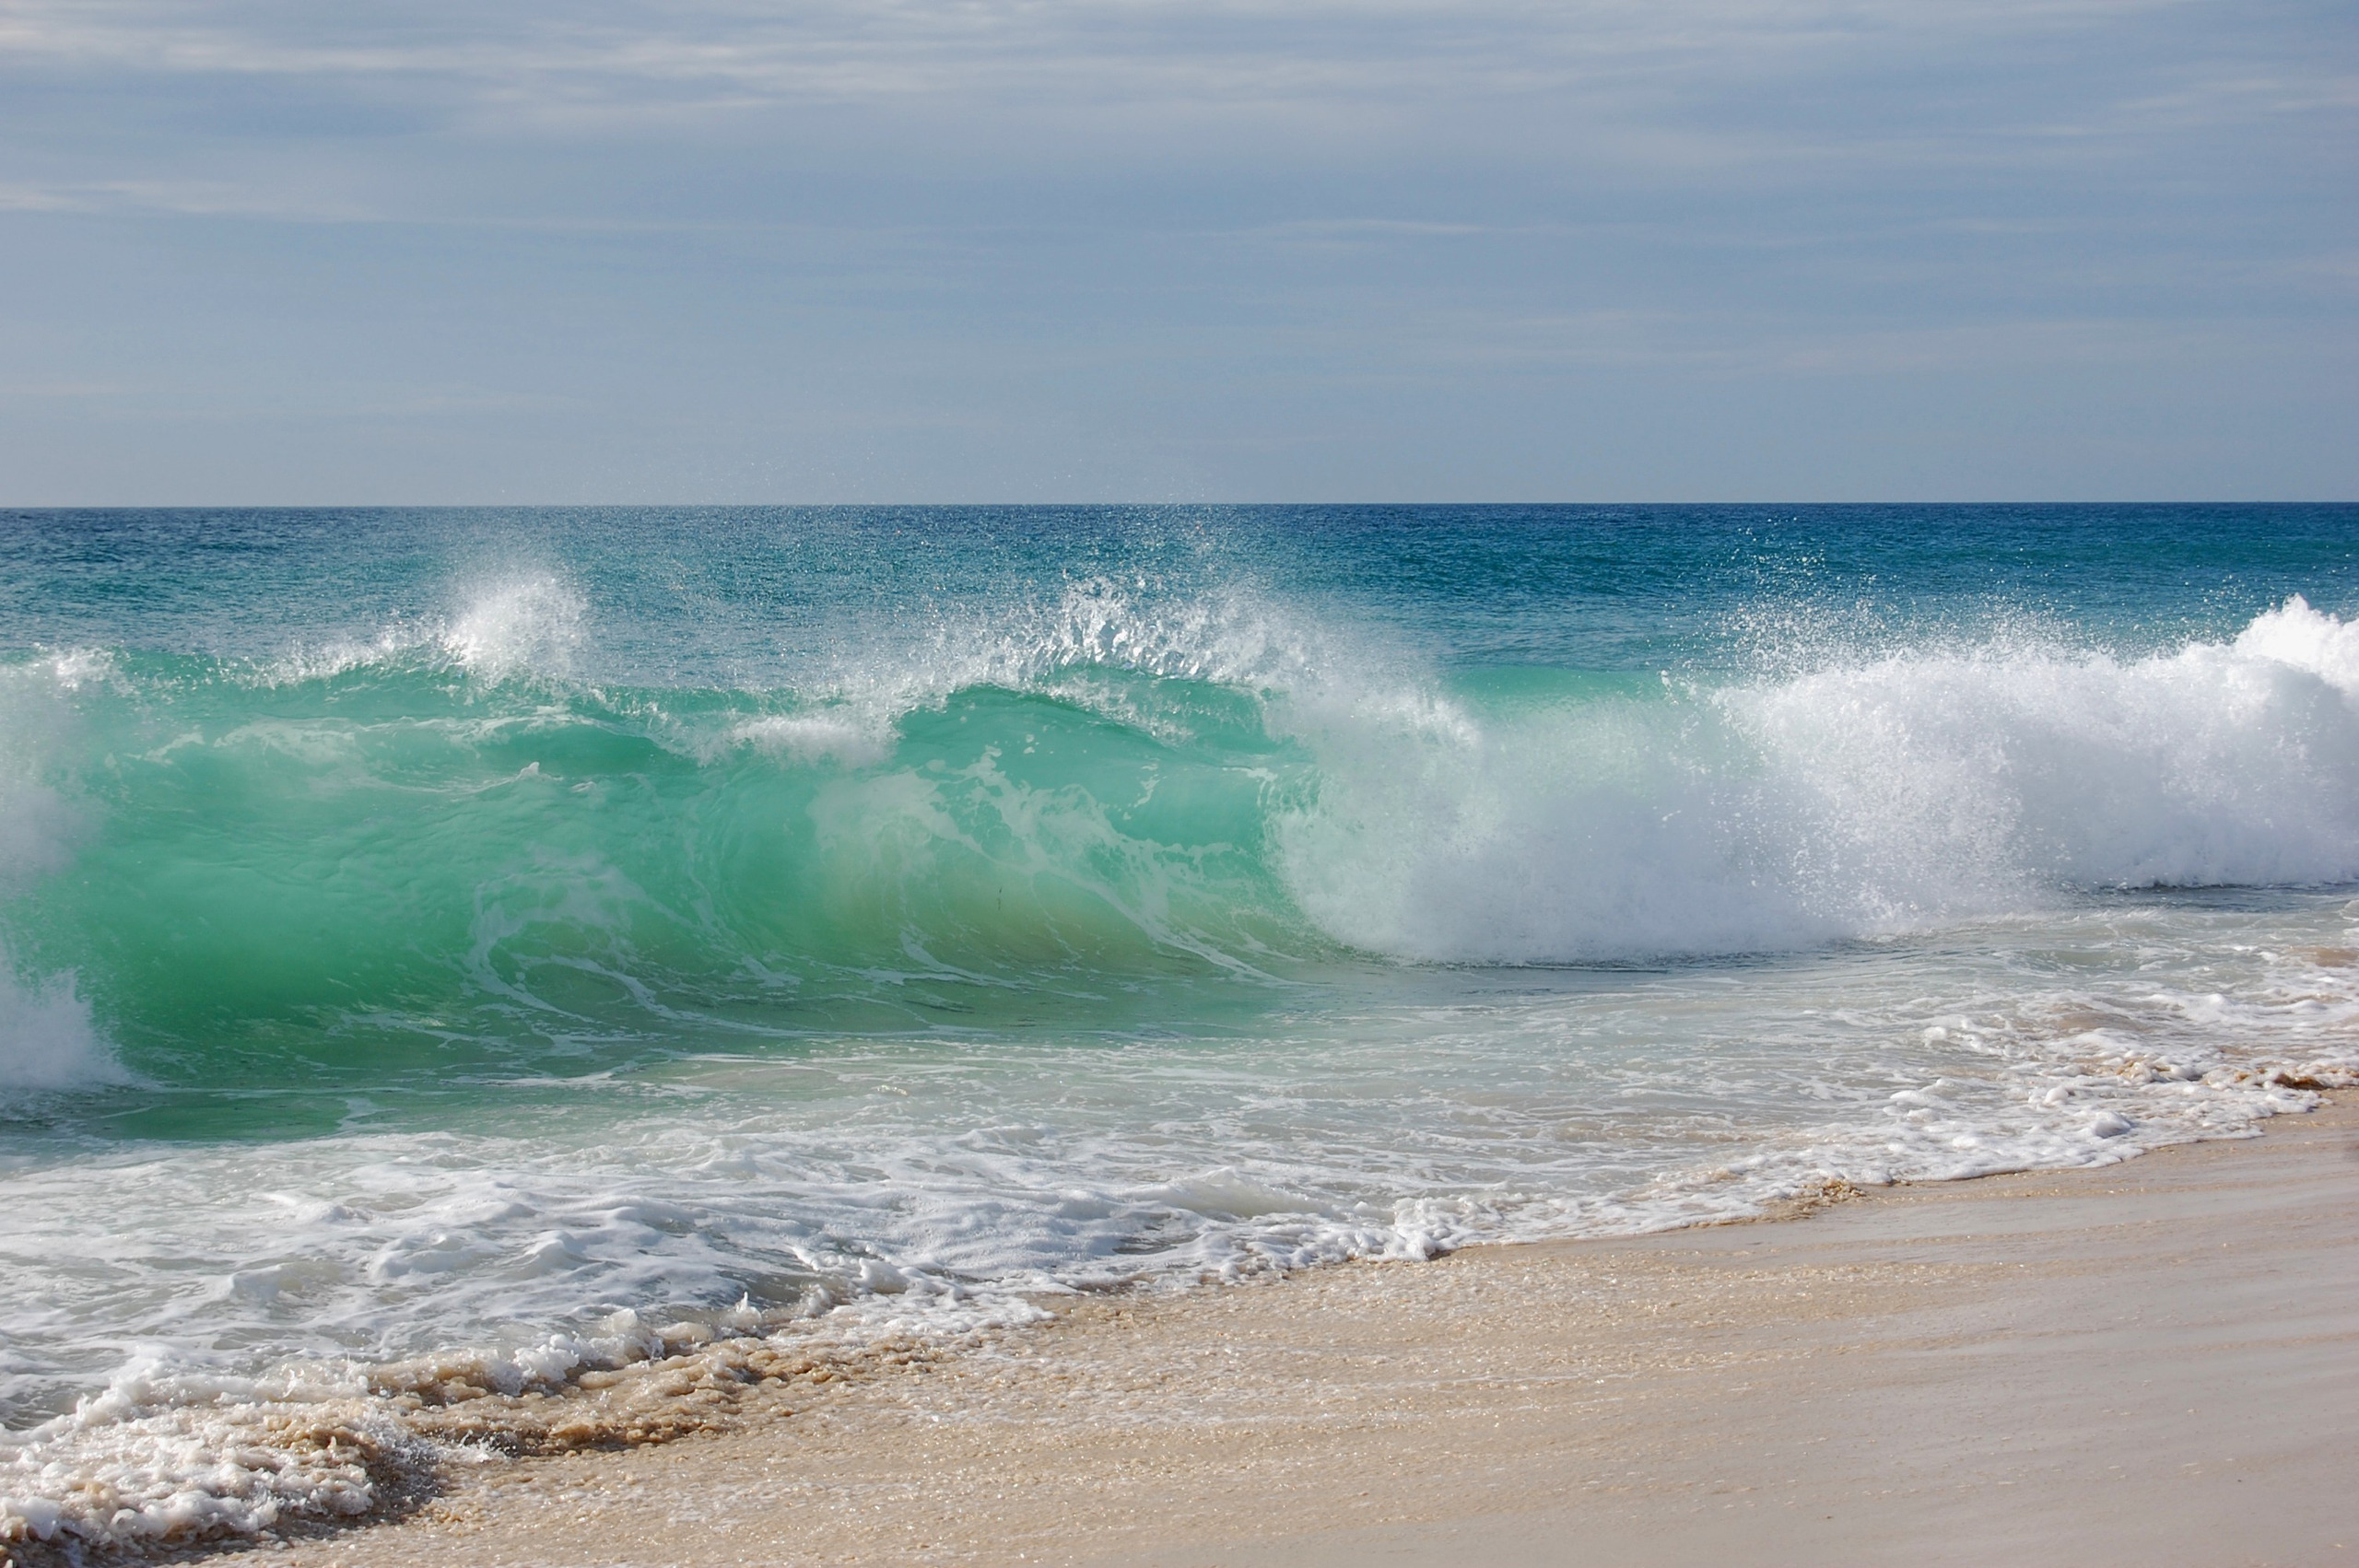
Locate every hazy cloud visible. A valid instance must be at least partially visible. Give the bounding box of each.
[0,0,2350,499]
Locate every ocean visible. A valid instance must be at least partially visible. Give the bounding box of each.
[4,503,2357,1549]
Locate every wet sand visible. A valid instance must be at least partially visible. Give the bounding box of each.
[269,1096,2357,1568]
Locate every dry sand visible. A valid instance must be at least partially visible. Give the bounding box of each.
[262,1096,2357,1568]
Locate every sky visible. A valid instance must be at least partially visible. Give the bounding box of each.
[0,0,2353,503]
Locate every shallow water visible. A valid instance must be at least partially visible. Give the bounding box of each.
[3,504,2357,1547]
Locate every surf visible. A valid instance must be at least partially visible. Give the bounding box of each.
[6,507,2359,1555]
[7,590,2359,1095]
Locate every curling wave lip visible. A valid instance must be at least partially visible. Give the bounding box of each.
[3,504,2358,1553]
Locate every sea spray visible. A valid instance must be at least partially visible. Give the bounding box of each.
[20,592,2359,1019]
[1284,599,2359,961]
[0,649,126,1093]
[4,504,2358,1551]
[0,965,117,1093]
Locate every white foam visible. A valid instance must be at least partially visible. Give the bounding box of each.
[2234,592,2359,692]
[1281,599,2359,964]
[658,586,2359,965]
[0,1367,406,1551]
[10,596,2359,1551]
[2,933,2353,1550]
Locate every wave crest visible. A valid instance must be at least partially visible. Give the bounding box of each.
[1285,597,2359,962]
[11,596,2359,1016]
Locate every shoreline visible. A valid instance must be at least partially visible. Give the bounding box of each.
[194,1090,2359,1568]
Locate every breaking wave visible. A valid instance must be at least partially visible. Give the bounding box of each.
[1291,595,2359,961]
[7,565,2359,1556]
[5,591,2358,1061]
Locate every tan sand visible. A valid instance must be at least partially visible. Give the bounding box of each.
[268,1097,2358,1568]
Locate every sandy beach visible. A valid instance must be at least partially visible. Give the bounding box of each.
[9,0,2357,1555]
[213,1093,2357,1568]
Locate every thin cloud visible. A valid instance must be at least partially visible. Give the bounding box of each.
[0,0,2347,501]
[4,0,2330,196]
[0,0,2220,108]
[0,179,374,219]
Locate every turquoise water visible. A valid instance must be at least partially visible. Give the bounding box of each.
[4,505,2359,1547]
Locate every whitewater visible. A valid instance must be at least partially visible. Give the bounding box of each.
[2,504,2356,1552]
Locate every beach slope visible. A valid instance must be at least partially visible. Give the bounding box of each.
[276,1098,2358,1568]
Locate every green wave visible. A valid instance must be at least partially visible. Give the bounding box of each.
[2,653,1330,1090]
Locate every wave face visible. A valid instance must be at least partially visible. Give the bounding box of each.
[2,630,1320,1088]
[10,580,2359,1071]
[5,504,2359,1551]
